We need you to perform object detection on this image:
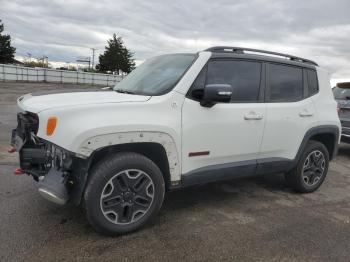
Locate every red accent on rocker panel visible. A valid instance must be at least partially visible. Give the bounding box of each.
[188,151,210,157]
[8,147,16,153]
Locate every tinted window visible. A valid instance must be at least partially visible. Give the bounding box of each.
[191,66,206,90]
[307,70,319,96]
[205,60,261,102]
[268,64,303,102]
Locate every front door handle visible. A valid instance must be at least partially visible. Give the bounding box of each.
[244,112,264,120]
[299,109,314,117]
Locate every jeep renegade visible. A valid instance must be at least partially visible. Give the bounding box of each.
[10,46,341,234]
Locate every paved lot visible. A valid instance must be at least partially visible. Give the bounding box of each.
[1,82,350,262]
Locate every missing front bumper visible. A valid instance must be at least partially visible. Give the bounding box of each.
[11,128,89,205]
[38,169,69,205]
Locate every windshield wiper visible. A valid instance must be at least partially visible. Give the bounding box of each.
[114,89,135,94]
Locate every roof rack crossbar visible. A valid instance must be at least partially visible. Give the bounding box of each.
[205,46,318,66]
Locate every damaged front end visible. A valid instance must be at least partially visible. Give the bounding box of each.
[11,112,89,205]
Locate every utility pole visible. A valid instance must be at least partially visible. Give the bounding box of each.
[90,48,98,70]
[43,56,48,68]
[27,53,32,62]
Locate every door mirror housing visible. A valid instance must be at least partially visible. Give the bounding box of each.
[200,84,233,107]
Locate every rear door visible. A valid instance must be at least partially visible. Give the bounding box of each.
[258,63,318,168]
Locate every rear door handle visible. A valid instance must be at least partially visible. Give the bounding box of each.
[244,112,264,120]
[299,109,314,117]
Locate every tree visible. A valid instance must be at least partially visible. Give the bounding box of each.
[98,34,135,74]
[23,60,51,68]
[0,20,16,63]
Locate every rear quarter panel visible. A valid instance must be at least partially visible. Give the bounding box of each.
[313,67,341,140]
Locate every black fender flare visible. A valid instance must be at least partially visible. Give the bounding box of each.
[290,125,340,171]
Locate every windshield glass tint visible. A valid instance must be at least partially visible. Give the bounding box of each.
[113,54,196,95]
[333,87,350,100]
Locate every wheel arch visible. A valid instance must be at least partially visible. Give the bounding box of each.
[70,131,181,205]
[309,133,337,160]
[78,131,180,180]
[294,125,340,168]
[88,142,172,189]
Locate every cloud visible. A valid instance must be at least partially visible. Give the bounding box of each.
[1,0,349,77]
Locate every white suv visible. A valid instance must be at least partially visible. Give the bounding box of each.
[11,46,340,234]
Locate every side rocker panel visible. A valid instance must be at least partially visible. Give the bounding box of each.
[180,125,340,188]
[78,131,181,182]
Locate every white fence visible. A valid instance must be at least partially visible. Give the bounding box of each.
[0,64,123,86]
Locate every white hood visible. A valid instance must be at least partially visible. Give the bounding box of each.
[17,91,151,113]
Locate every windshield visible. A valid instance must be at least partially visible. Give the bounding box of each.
[333,86,350,100]
[113,54,196,95]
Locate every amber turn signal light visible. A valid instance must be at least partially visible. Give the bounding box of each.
[46,117,57,136]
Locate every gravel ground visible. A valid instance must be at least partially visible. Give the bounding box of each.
[1,82,350,262]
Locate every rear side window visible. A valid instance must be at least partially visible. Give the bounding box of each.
[268,64,303,102]
[205,60,261,102]
[307,70,319,96]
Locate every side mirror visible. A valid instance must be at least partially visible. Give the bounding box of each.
[200,84,233,107]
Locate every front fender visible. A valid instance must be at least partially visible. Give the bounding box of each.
[77,131,181,182]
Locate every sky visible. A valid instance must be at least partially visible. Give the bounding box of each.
[1,0,350,81]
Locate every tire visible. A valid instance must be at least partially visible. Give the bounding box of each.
[84,152,165,235]
[285,140,329,193]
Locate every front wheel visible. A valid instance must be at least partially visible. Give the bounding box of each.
[84,152,165,235]
[285,140,329,193]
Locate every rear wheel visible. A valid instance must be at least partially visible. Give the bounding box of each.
[285,140,329,193]
[84,152,165,235]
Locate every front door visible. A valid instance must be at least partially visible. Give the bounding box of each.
[181,59,266,179]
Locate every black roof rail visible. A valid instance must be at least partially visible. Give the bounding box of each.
[205,46,318,66]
